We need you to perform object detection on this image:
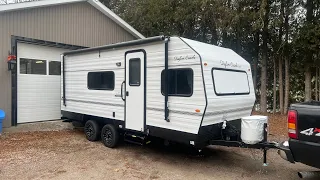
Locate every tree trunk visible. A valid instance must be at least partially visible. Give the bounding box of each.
[273,59,277,114]
[284,57,290,113]
[304,0,314,102]
[316,68,318,101]
[278,0,284,114]
[253,31,259,91]
[283,0,290,114]
[305,65,312,102]
[279,59,284,114]
[236,3,242,54]
[260,0,270,113]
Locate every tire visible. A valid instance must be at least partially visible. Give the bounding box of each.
[101,124,119,148]
[84,120,101,141]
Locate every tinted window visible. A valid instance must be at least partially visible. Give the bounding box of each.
[20,58,46,75]
[129,58,141,86]
[88,71,115,90]
[49,61,61,75]
[161,69,193,96]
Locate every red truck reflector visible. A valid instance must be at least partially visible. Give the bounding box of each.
[288,110,298,139]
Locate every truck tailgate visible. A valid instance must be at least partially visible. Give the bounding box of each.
[292,102,320,143]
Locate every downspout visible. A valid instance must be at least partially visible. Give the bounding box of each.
[62,55,66,106]
[164,37,170,122]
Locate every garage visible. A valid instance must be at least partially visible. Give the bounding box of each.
[0,0,144,128]
[17,43,69,123]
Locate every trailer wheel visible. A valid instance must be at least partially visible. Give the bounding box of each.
[101,124,119,148]
[84,120,101,141]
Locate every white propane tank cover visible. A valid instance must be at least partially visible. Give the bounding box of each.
[241,115,268,145]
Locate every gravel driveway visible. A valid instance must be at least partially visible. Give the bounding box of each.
[0,128,316,180]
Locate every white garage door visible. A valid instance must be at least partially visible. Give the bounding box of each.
[17,43,69,124]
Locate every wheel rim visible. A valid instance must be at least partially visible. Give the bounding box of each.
[103,127,113,145]
[85,123,94,138]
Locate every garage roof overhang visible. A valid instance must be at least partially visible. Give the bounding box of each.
[0,0,145,39]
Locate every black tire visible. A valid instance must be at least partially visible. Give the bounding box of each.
[84,120,101,141]
[101,124,119,148]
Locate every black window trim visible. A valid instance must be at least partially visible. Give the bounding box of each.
[129,58,141,87]
[161,68,194,97]
[212,68,250,96]
[87,71,115,91]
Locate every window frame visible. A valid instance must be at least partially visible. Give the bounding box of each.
[19,58,47,75]
[211,68,250,96]
[129,58,141,87]
[87,71,115,91]
[161,68,194,97]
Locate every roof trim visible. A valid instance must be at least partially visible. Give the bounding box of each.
[0,0,145,39]
[64,36,165,56]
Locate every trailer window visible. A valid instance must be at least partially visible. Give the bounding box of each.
[20,58,47,75]
[161,69,193,97]
[212,68,250,95]
[129,58,141,86]
[88,71,115,90]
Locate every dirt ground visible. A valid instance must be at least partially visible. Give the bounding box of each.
[0,115,317,180]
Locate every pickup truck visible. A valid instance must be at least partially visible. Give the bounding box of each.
[279,101,320,169]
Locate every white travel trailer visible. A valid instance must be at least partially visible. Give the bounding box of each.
[61,36,256,148]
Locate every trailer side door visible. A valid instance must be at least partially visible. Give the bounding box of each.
[124,50,146,132]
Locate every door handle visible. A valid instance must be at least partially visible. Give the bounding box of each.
[126,91,129,96]
[121,81,125,101]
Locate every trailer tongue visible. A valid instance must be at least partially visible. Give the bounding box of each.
[209,116,291,166]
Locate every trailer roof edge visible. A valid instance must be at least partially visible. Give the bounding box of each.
[63,36,166,56]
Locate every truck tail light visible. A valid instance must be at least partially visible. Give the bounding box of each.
[288,110,297,139]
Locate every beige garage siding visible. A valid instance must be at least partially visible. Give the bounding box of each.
[0,2,137,127]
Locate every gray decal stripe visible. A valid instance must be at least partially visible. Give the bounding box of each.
[147,107,203,116]
[66,99,124,107]
[204,106,253,116]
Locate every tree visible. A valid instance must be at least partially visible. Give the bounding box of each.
[260,0,270,113]
[304,0,314,102]
[103,0,320,114]
[278,0,285,114]
[283,0,291,114]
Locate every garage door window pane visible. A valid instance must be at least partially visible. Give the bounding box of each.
[49,61,61,75]
[20,58,46,75]
[88,71,115,90]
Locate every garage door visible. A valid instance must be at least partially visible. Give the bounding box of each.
[17,43,69,124]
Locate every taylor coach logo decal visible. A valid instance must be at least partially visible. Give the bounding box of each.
[220,60,241,68]
[174,55,196,62]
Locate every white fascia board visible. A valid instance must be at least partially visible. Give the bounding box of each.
[88,0,145,39]
[0,0,86,12]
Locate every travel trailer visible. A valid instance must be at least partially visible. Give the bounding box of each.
[61,36,256,148]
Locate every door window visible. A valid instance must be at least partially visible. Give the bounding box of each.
[129,58,141,86]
